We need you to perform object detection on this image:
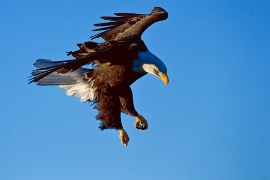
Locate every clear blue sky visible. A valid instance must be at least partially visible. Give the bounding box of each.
[1,1,270,180]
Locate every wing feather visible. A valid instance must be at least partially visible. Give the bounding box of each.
[114,13,143,17]
[90,7,168,41]
[93,22,120,26]
[29,36,141,84]
[92,26,117,32]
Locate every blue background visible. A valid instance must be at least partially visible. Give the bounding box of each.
[1,1,269,179]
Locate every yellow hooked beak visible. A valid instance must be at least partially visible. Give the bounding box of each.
[158,72,169,85]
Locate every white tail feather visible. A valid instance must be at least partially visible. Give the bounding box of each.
[34,59,63,68]
[60,79,97,102]
[35,59,97,102]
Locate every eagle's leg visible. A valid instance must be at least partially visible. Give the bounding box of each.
[134,114,148,130]
[119,86,149,131]
[119,129,129,146]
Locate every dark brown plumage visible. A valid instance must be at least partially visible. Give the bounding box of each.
[29,7,169,146]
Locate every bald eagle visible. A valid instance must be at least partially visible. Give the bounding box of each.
[29,7,169,146]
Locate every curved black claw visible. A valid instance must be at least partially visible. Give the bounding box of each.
[135,125,147,130]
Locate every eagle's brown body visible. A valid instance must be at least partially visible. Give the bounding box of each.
[86,62,144,130]
[30,7,168,146]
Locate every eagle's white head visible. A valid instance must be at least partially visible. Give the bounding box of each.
[132,50,169,85]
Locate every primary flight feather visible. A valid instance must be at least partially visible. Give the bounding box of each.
[29,7,169,146]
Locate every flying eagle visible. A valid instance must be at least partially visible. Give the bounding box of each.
[29,7,169,146]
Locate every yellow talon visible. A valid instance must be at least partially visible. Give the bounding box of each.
[134,115,148,130]
[119,129,129,146]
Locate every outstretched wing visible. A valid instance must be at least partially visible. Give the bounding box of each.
[29,35,142,84]
[29,7,168,84]
[90,7,168,41]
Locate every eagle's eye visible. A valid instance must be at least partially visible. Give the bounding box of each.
[154,69,160,75]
